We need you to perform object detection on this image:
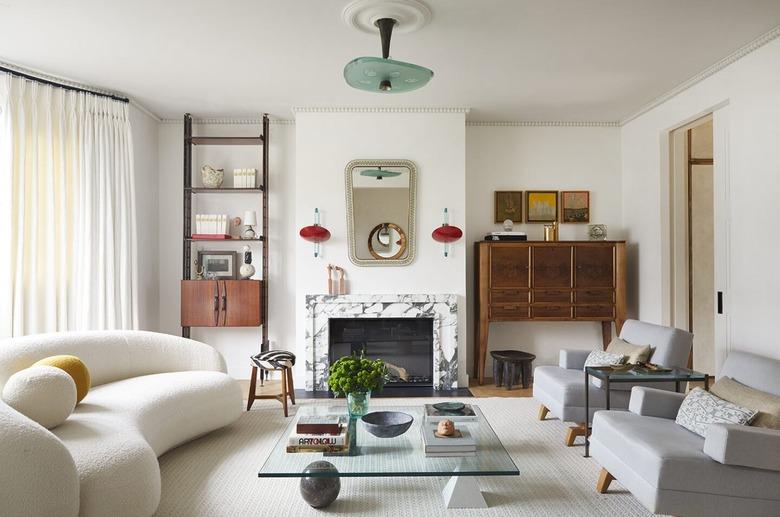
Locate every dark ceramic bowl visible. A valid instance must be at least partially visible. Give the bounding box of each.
[361,411,414,438]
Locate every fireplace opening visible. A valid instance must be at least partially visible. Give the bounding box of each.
[328,318,434,387]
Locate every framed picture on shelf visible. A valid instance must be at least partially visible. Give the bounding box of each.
[525,191,558,223]
[560,191,590,223]
[494,191,524,223]
[197,251,237,279]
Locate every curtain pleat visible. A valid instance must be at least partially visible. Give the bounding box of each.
[0,73,138,337]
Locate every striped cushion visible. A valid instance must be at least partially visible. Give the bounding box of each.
[251,350,296,370]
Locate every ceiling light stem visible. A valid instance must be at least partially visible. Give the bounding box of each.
[376,18,397,59]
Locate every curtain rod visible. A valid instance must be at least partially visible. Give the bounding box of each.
[0,65,129,103]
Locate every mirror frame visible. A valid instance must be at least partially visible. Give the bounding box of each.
[345,159,417,267]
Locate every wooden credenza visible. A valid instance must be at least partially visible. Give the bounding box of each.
[181,279,262,327]
[474,241,626,384]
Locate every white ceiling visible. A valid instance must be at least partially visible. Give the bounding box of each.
[1,0,779,121]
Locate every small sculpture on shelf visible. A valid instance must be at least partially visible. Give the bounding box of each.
[194,259,205,280]
[326,264,347,295]
[239,245,255,279]
[201,164,224,188]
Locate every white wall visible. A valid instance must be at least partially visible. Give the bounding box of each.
[157,120,296,378]
[621,37,780,363]
[295,111,467,387]
[129,105,160,331]
[465,125,623,372]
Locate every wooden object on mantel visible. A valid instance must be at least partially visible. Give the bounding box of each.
[474,241,626,385]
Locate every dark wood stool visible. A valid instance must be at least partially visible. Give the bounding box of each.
[490,350,536,389]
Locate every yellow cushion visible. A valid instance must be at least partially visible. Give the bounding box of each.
[34,355,91,403]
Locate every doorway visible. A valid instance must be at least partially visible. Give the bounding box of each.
[669,115,715,372]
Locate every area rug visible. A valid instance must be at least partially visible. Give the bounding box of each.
[155,397,652,516]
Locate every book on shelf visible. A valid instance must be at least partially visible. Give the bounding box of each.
[423,404,479,423]
[296,415,342,435]
[420,424,477,455]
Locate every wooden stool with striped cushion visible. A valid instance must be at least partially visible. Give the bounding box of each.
[248,351,296,417]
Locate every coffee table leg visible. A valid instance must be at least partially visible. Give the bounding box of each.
[442,475,488,509]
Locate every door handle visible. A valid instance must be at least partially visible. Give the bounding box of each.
[717,291,723,314]
[213,282,220,326]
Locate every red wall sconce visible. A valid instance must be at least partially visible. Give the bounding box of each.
[300,208,331,257]
[431,208,462,257]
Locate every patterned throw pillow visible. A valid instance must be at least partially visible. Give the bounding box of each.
[675,387,758,437]
[583,350,626,371]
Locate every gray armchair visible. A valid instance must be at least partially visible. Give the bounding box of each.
[533,319,693,445]
[591,352,780,517]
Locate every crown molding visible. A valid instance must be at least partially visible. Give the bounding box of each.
[129,100,161,122]
[620,24,780,125]
[160,117,294,125]
[466,121,619,127]
[291,106,470,114]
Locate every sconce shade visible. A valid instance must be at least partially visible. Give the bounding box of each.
[432,224,462,243]
[300,225,331,243]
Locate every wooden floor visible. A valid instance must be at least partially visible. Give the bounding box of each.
[240,378,533,400]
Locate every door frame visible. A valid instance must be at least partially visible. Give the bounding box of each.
[661,103,731,375]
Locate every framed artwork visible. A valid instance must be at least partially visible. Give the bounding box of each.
[560,190,590,223]
[197,251,237,279]
[494,191,523,223]
[525,191,558,223]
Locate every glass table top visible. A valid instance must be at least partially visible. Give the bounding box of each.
[258,404,519,478]
[585,365,708,382]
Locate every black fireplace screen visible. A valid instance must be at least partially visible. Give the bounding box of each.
[328,318,434,387]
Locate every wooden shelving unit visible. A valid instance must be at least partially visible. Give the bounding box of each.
[181,113,270,356]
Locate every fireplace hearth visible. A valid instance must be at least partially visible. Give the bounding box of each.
[329,318,434,387]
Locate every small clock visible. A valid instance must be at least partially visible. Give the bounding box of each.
[588,224,607,241]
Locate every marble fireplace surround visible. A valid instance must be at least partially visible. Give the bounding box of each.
[305,294,458,391]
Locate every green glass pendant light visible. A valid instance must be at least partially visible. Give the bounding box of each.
[360,166,401,180]
[344,17,433,93]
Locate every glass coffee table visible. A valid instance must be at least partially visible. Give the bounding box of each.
[258,404,519,509]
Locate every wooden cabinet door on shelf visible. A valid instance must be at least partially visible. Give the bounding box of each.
[222,280,262,327]
[181,280,219,327]
[181,279,262,328]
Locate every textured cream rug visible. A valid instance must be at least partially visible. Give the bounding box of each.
[155,397,651,516]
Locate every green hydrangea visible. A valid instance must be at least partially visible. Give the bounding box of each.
[327,350,388,397]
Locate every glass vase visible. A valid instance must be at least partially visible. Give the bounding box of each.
[347,391,371,418]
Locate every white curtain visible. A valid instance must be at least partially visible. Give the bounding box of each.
[0,73,138,337]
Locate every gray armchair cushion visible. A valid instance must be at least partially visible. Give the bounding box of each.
[704,423,780,472]
[590,411,780,502]
[629,386,685,419]
[559,349,591,370]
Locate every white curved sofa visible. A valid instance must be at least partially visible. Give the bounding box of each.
[0,330,242,517]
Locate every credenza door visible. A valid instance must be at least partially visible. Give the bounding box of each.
[574,245,615,288]
[489,245,530,288]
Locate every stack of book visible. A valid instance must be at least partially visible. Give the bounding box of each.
[420,424,477,457]
[286,416,349,454]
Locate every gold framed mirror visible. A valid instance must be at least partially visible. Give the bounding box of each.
[345,159,416,266]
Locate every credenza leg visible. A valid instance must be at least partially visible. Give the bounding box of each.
[601,321,613,350]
